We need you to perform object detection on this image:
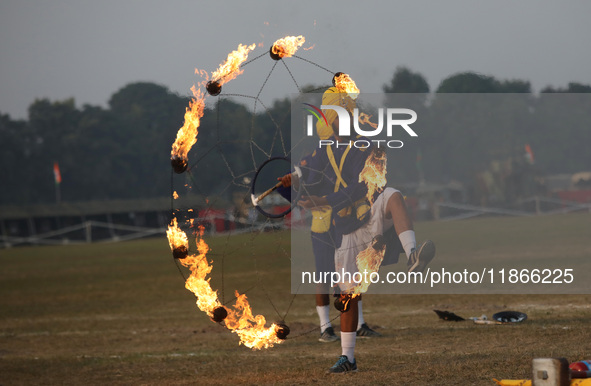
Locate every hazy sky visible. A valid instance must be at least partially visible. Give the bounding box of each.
[1,0,590,120]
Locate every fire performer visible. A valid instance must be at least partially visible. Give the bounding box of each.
[279,84,381,345]
[280,78,435,373]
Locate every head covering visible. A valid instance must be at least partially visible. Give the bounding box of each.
[316,87,357,140]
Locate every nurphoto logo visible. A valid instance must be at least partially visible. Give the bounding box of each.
[303,103,419,149]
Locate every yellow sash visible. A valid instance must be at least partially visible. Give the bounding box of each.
[310,144,369,232]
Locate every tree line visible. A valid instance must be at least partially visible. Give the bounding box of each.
[0,68,589,206]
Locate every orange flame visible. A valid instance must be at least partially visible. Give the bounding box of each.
[171,86,205,160]
[195,68,209,82]
[166,218,189,252]
[359,149,387,204]
[271,35,305,58]
[224,291,282,349]
[182,233,223,316]
[358,112,378,129]
[351,241,386,294]
[171,43,256,161]
[166,222,283,349]
[169,42,288,349]
[333,73,360,99]
[211,43,256,85]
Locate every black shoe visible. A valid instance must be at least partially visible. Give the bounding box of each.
[408,240,436,273]
[328,355,358,374]
[319,326,339,343]
[356,323,381,338]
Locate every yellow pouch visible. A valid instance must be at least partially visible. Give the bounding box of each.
[354,199,371,222]
[337,198,370,221]
[311,207,332,233]
[337,206,352,218]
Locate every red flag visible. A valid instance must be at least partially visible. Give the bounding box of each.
[53,162,62,184]
[524,144,535,165]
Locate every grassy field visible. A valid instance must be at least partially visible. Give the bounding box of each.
[1,213,591,385]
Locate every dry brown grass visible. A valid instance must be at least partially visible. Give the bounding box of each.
[1,213,590,385]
